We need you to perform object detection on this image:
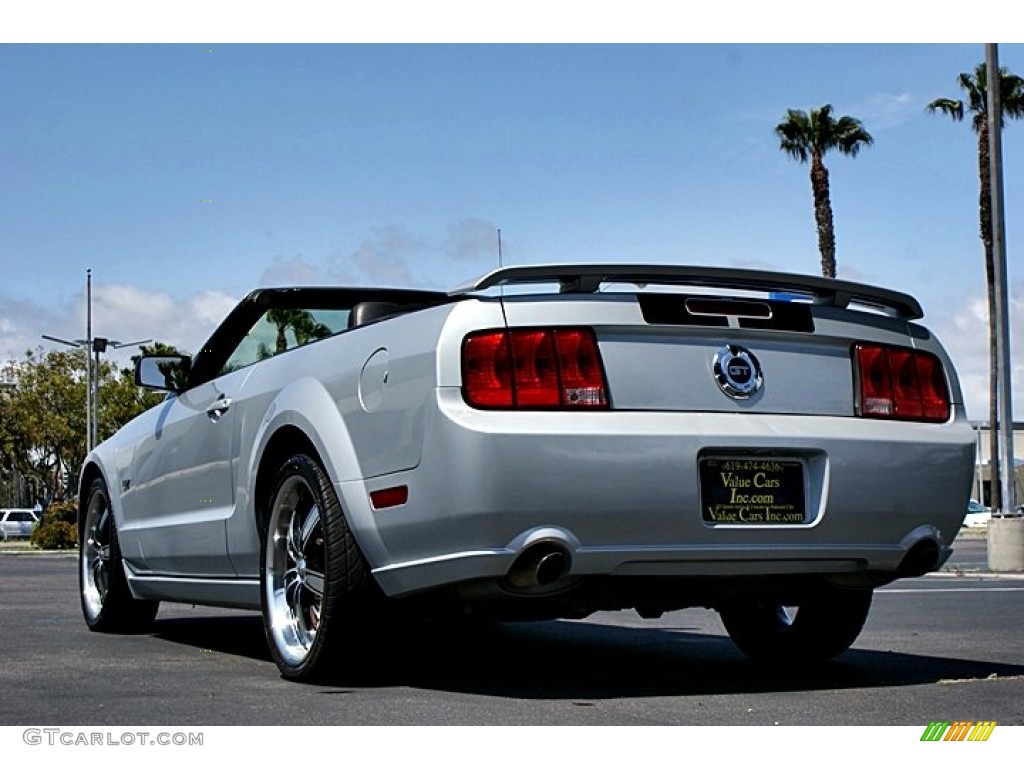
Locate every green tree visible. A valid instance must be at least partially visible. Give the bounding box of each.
[0,342,186,503]
[0,349,88,502]
[928,63,1024,511]
[775,105,874,279]
[137,341,184,358]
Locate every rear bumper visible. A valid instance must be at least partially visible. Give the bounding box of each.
[362,389,975,597]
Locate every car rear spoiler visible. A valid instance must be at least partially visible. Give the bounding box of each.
[450,263,923,320]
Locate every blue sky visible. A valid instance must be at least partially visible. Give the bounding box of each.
[1,40,1022,418]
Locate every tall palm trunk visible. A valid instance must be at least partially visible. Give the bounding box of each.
[977,121,1002,510]
[810,153,837,279]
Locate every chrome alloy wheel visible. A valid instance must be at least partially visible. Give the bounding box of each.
[265,475,328,667]
[81,487,112,621]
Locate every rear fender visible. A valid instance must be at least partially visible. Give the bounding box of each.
[230,377,385,576]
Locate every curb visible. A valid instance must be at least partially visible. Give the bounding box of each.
[933,569,1024,580]
[0,543,77,556]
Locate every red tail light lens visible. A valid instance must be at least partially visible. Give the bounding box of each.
[916,351,952,420]
[463,331,514,408]
[854,344,950,422]
[553,329,608,407]
[463,328,609,409]
[510,330,560,407]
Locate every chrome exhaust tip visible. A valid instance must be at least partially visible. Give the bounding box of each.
[507,543,571,590]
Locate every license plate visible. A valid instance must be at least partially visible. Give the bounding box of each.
[699,457,806,524]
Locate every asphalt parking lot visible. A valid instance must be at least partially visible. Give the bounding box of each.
[0,531,1021,726]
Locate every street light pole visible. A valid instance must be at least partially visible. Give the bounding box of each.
[92,338,100,449]
[87,336,151,445]
[43,268,151,452]
[985,43,1023,573]
[86,269,93,450]
[985,44,1017,516]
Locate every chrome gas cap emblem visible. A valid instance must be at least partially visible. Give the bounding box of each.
[713,345,763,399]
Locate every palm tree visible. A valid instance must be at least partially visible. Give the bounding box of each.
[265,309,332,354]
[928,63,1024,512]
[776,105,874,279]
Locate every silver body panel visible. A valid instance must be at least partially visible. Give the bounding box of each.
[80,267,976,614]
[370,393,973,595]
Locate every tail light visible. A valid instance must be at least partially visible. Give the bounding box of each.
[463,327,609,409]
[854,343,950,422]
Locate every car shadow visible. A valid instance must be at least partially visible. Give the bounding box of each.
[152,614,271,663]
[148,613,1024,699]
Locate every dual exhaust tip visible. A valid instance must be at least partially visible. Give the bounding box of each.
[506,537,943,589]
[507,542,572,591]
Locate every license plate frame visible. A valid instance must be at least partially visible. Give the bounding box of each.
[699,457,806,525]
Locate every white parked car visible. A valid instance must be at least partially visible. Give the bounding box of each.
[963,500,991,528]
[1,509,39,540]
[77,264,976,680]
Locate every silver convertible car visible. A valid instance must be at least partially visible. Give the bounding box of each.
[78,264,976,680]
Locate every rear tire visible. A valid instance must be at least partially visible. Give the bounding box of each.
[719,586,872,662]
[79,477,159,633]
[260,453,376,682]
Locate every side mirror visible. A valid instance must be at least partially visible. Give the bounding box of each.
[135,355,191,392]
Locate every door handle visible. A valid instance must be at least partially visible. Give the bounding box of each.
[206,396,232,420]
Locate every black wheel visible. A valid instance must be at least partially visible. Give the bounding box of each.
[260,453,376,682]
[79,477,159,632]
[719,586,872,662]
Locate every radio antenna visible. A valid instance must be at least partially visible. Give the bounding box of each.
[496,227,507,304]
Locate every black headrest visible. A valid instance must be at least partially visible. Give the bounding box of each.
[347,301,401,329]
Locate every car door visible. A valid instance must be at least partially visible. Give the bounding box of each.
[119,366,252,576]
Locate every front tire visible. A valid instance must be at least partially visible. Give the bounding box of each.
[260,453,375,682]
[719,586,872,662]
[79,477,159,632]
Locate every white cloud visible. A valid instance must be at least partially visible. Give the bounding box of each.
[851,92,917,130]
[0,284,239,369]
[351,227,422,287]
[255,220,506,293]
[444,218,500,263]
[83,284,238,363]
[934,284,1024,422]
[0,298,66,361]
[258,227,436,289]
[259,254,331,286]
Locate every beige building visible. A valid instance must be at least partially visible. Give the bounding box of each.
[970,422,1024,509]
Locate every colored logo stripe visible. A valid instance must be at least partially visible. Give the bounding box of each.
[968,722,997,741]
[920,721,996,742]
[921,721,949,741]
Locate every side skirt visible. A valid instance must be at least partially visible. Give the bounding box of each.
[125,567,261,610]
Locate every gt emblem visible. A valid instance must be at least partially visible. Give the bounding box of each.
[713,345,763,399]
